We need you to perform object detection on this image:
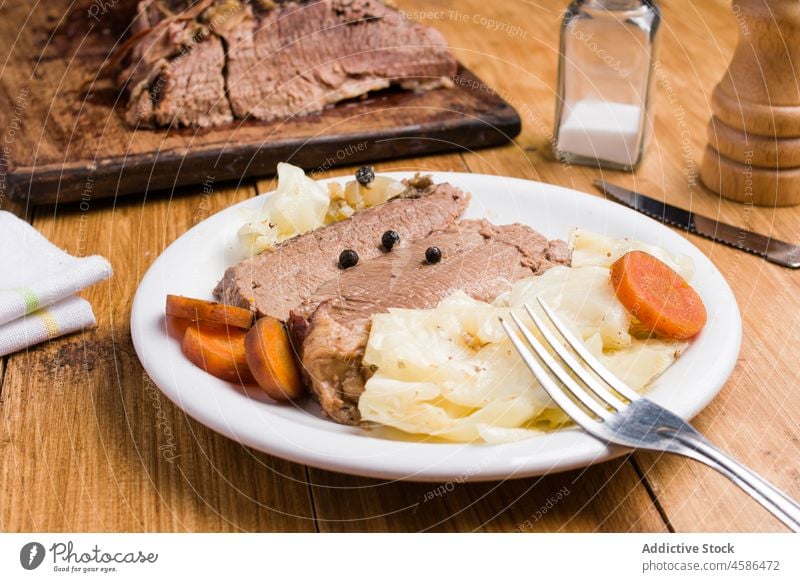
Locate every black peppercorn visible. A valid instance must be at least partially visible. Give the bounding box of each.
[338,249,359,269]
[425,246,442,264]
[381,230,400,251]
[355,165,375,187]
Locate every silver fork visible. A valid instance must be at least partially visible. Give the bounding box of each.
[500,299,800,532]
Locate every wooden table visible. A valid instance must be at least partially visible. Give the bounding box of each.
[1,0,798,533]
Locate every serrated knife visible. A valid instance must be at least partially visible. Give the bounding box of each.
[593,180,800,269]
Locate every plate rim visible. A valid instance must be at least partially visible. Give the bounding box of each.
[131,171,742,482]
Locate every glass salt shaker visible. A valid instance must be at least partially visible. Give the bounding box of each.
[554,0,660,170]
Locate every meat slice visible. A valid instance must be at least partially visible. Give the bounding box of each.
[119,2,236,128]
[293,220,571,425]
[222,0,457,122]
[213,181,470,320]
[119,0,457,128]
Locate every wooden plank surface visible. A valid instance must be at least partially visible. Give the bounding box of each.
[310,459,667,532]
[0,184,316,532]
[0,0,519,204]
[2,0,799,533]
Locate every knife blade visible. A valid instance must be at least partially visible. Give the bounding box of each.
[593,180,800,269]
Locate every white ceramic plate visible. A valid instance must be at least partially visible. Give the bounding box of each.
[131,172,741,482]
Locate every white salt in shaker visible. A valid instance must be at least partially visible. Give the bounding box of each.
[554,0,660,170]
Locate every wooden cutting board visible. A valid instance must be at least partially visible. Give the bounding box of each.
[0,1,520,206]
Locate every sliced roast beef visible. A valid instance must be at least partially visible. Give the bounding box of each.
[221,0,457,122]
[213,181,470,320]
[119,1,237,128]
[119,0,458,128]
[292,219,571,425]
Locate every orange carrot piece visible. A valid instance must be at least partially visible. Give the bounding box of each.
[245,316,306,401]
[166,315,191,340]
[610,251,707,340]
[166,295,254,329]
[181,322,256,384]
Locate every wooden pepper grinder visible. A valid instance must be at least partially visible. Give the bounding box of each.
[700,0,800,206]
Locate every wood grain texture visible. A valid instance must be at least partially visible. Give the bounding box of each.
[1,0,798,533]
[310,459,667,533]
[0,184,316,532]
[0,0,519,204]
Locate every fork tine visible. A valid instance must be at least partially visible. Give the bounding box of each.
[508,311,612,419]
[522,304,628,412]
[499,316,601,431]
[537,298,642,402]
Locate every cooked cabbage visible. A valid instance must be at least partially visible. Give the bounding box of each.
[239,163,329,255]
[359,292,550,443]
[570,228,694,279]
[238,164,406,255]
[359,231,690,443]
[501,264,632,350]
[343,176,406,212]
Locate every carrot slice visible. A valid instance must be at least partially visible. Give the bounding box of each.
[245,316,306,401]
[166,295,254,329]
[166,315,191,340]
[610,251,707,340]
[181,322,256,384]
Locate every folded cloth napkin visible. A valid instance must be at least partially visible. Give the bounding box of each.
[0,211,112,357]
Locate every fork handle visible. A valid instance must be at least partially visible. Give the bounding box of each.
[671,431,800,532]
